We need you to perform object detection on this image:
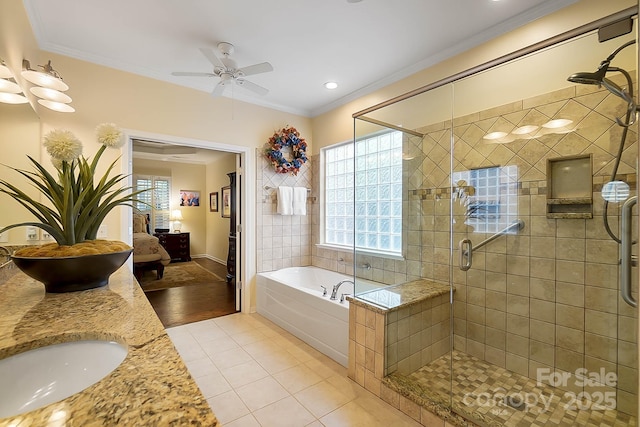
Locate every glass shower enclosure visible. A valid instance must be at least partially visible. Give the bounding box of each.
[352,13,638,427]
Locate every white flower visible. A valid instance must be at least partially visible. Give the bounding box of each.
[50,157,64,170]
[96,123,123,148]
[43,129,83,163]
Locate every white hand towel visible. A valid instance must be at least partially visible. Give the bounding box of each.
[277,186,293,215]
[293,186,307,216]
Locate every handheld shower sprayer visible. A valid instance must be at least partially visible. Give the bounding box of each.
[567,39,637,244]
[568,40,637,127]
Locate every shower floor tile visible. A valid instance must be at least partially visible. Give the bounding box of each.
[387,350,637,427]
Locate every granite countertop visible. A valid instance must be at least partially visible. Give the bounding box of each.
[349,278,451,313]
[0,265,217,426]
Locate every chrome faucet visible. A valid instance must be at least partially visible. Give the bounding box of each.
[330,280,354,300]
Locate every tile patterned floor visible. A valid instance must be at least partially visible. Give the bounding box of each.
[167,313,422,427]
[390,351,637,427]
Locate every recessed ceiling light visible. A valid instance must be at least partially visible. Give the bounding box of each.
[324,81,338,90]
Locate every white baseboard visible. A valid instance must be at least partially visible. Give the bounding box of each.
[191,253,226,265]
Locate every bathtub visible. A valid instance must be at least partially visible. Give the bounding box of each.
[257,266,378,367]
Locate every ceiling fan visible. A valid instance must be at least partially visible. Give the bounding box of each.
[171,42,273,97]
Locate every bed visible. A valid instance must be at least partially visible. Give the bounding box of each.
[132,213,171,281]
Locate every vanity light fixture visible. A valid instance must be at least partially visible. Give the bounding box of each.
[0,92,29,104]
[21,59,69,91]
[30,86,72,103]
[0,59,29,104]
[22,59,74,112]
[324,81,338,89]
[37,99,75,113]
[0,61,13,79]
[0,78,22,94]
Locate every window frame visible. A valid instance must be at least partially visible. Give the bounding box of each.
[133,174,172,232]
[320,130,404,258]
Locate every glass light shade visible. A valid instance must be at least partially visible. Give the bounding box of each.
[0,92,28,104]
[0,63,12,79]
[0,79,22,93]
[30,86,72,103]
[21,70,69,91]
[37,99,75,112]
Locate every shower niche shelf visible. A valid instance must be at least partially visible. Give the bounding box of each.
[546,154,593,219]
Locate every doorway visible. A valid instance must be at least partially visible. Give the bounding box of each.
[121,129,253,325]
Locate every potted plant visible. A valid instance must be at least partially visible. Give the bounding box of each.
[0,123,142,292]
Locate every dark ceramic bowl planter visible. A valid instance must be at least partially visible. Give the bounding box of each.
[12,249,133,293]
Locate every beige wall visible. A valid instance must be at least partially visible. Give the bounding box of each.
[206,154,237,263]
[134,158,209,256]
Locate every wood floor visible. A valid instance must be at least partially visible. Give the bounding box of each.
[143,258,237,328]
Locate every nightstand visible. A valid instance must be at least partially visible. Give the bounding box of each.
[154,232,191,262]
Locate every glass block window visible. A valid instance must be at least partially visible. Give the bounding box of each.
[324,131,403,254]
[134,175,171,231]
[452,165,518,234]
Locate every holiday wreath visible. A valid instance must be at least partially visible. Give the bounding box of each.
[265,126,308,175]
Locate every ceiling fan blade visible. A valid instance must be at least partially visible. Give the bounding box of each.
[199,47,224,68]
[236,79,269,96]
[171,71,215,77]
[238,62,273,77]
[211,81,226,97]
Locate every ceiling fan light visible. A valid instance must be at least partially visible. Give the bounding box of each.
[38,99,75,112]
[0,92,29,104]
[21,59,69,91]
[30,86,72,103]
[0,78,22,94]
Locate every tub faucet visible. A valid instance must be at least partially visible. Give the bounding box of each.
[330,280,354,300]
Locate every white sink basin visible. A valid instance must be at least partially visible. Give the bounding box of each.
[0,340,128,418]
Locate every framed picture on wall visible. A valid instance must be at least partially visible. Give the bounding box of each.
[179,190,200,207]
[209,192,219,212]
[221,186,231,218]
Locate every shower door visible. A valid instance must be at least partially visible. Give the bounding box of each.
[449,28,638,426]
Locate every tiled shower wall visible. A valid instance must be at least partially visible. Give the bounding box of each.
[411,82,638,415]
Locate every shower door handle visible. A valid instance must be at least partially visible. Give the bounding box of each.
[621,195,637,308]
[459,239,472,271]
